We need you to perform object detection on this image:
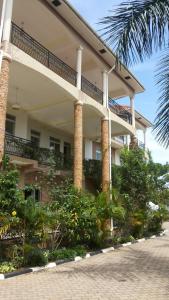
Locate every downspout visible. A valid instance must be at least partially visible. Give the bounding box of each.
[0,0,6,46]
[107,64,116,233]
[107,65,116,188]
[0,0,7,72]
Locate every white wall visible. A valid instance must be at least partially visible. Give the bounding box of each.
[84,139,93,160]
[6,108,74,153]
[114,149,121,166]
[27,118,73,153]
[7,108,28,139]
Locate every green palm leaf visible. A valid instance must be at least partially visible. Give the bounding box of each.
[100,0,169,147]
[154,49,169,148]
[100,0,169,66]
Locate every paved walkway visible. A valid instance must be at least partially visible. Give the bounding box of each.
[1,223,169,300]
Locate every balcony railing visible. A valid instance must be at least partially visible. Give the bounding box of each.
[109,98,132,124]
[10,22,132,124]
[81,76,103,104]
[138,140,145,150]
[11,23,77,86]
[113,136,125,144]
[5,134,72,170]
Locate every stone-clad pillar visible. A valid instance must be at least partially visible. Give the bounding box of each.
[101,118,110,193]
[74,101,83,189]
[130,134,138,149]
[0,56,10,162]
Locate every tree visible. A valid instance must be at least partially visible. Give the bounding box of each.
[100,0,169,148]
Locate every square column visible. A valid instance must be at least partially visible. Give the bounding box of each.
[101,118,110,193]
[0,57,10,162]
[74,101,83,189]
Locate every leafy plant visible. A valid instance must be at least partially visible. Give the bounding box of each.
[100,0,169,147]
[24,245,48,267]
[49,246,86,261]
[0,262,16,274]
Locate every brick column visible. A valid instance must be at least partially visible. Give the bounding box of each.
[129,134,138,149]
[74,101,83,189]
[101,118,110,193]
[0,57,10,162]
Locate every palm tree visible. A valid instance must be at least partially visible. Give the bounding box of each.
[100,0,169,148]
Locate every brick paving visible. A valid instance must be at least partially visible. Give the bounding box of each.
[1,223,169,300]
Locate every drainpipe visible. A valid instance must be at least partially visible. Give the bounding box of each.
[0,0,7,46]
[107,64,116,233]
[0,0,7,72]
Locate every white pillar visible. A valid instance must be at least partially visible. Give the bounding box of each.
[143,128,147,150]
[2,0,13,43]
[0,0,7,45]
[130,95,135,130]
[103,70,108,107]
[76,46,83,90]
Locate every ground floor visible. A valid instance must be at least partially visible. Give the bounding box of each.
[1,223,169,300]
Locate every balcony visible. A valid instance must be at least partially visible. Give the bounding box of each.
[109,98,132,124]
[10,22,132,124]
[138,140,145,150]
[5,134,72,170]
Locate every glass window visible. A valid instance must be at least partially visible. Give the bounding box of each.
[64,142,71,159]
[31,130,40,146]
[25,187,41,202]
[5,114,16,135]
[96,150,101,161]
[49,137,60,152]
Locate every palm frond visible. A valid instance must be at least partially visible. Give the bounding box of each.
[100,0,169,66]
[153,49,169,148]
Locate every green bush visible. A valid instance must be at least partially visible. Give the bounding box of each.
[49,181,101,247]
[0,262,16,274]
[24,245,48,267]
[111,148,169,238]
[49,246,86,261]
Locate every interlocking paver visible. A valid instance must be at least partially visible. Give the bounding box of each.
[1,223,169,300]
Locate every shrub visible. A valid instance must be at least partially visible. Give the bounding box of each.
[0,262,16,274]
[49,246,86,261]
[24,245,48,267]
[49,181,101,247]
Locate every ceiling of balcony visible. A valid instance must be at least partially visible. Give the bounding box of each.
[7,60,133,138]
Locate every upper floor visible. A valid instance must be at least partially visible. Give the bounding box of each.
[0,0,145,135]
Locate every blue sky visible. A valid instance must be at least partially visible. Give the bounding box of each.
[69,0,169,164]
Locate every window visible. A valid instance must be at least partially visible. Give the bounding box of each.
[5,114,16,135]
[49,137,60,152]
[25,187,41,202]
[64,142,71,159]
[31,130,40,146]
[96,149,101,161]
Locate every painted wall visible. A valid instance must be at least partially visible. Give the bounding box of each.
[27,118,73,153]
[7,107,28,139]
[84,139,93,160]
[6,108,74,153]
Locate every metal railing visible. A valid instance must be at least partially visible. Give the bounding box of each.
[10,22,133,124]
[11,23,77,86]
[138,140,145,150]
[113,136,125,144]
[109,98,132,124]
[5,134,72,170]
[81,76,103,104]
